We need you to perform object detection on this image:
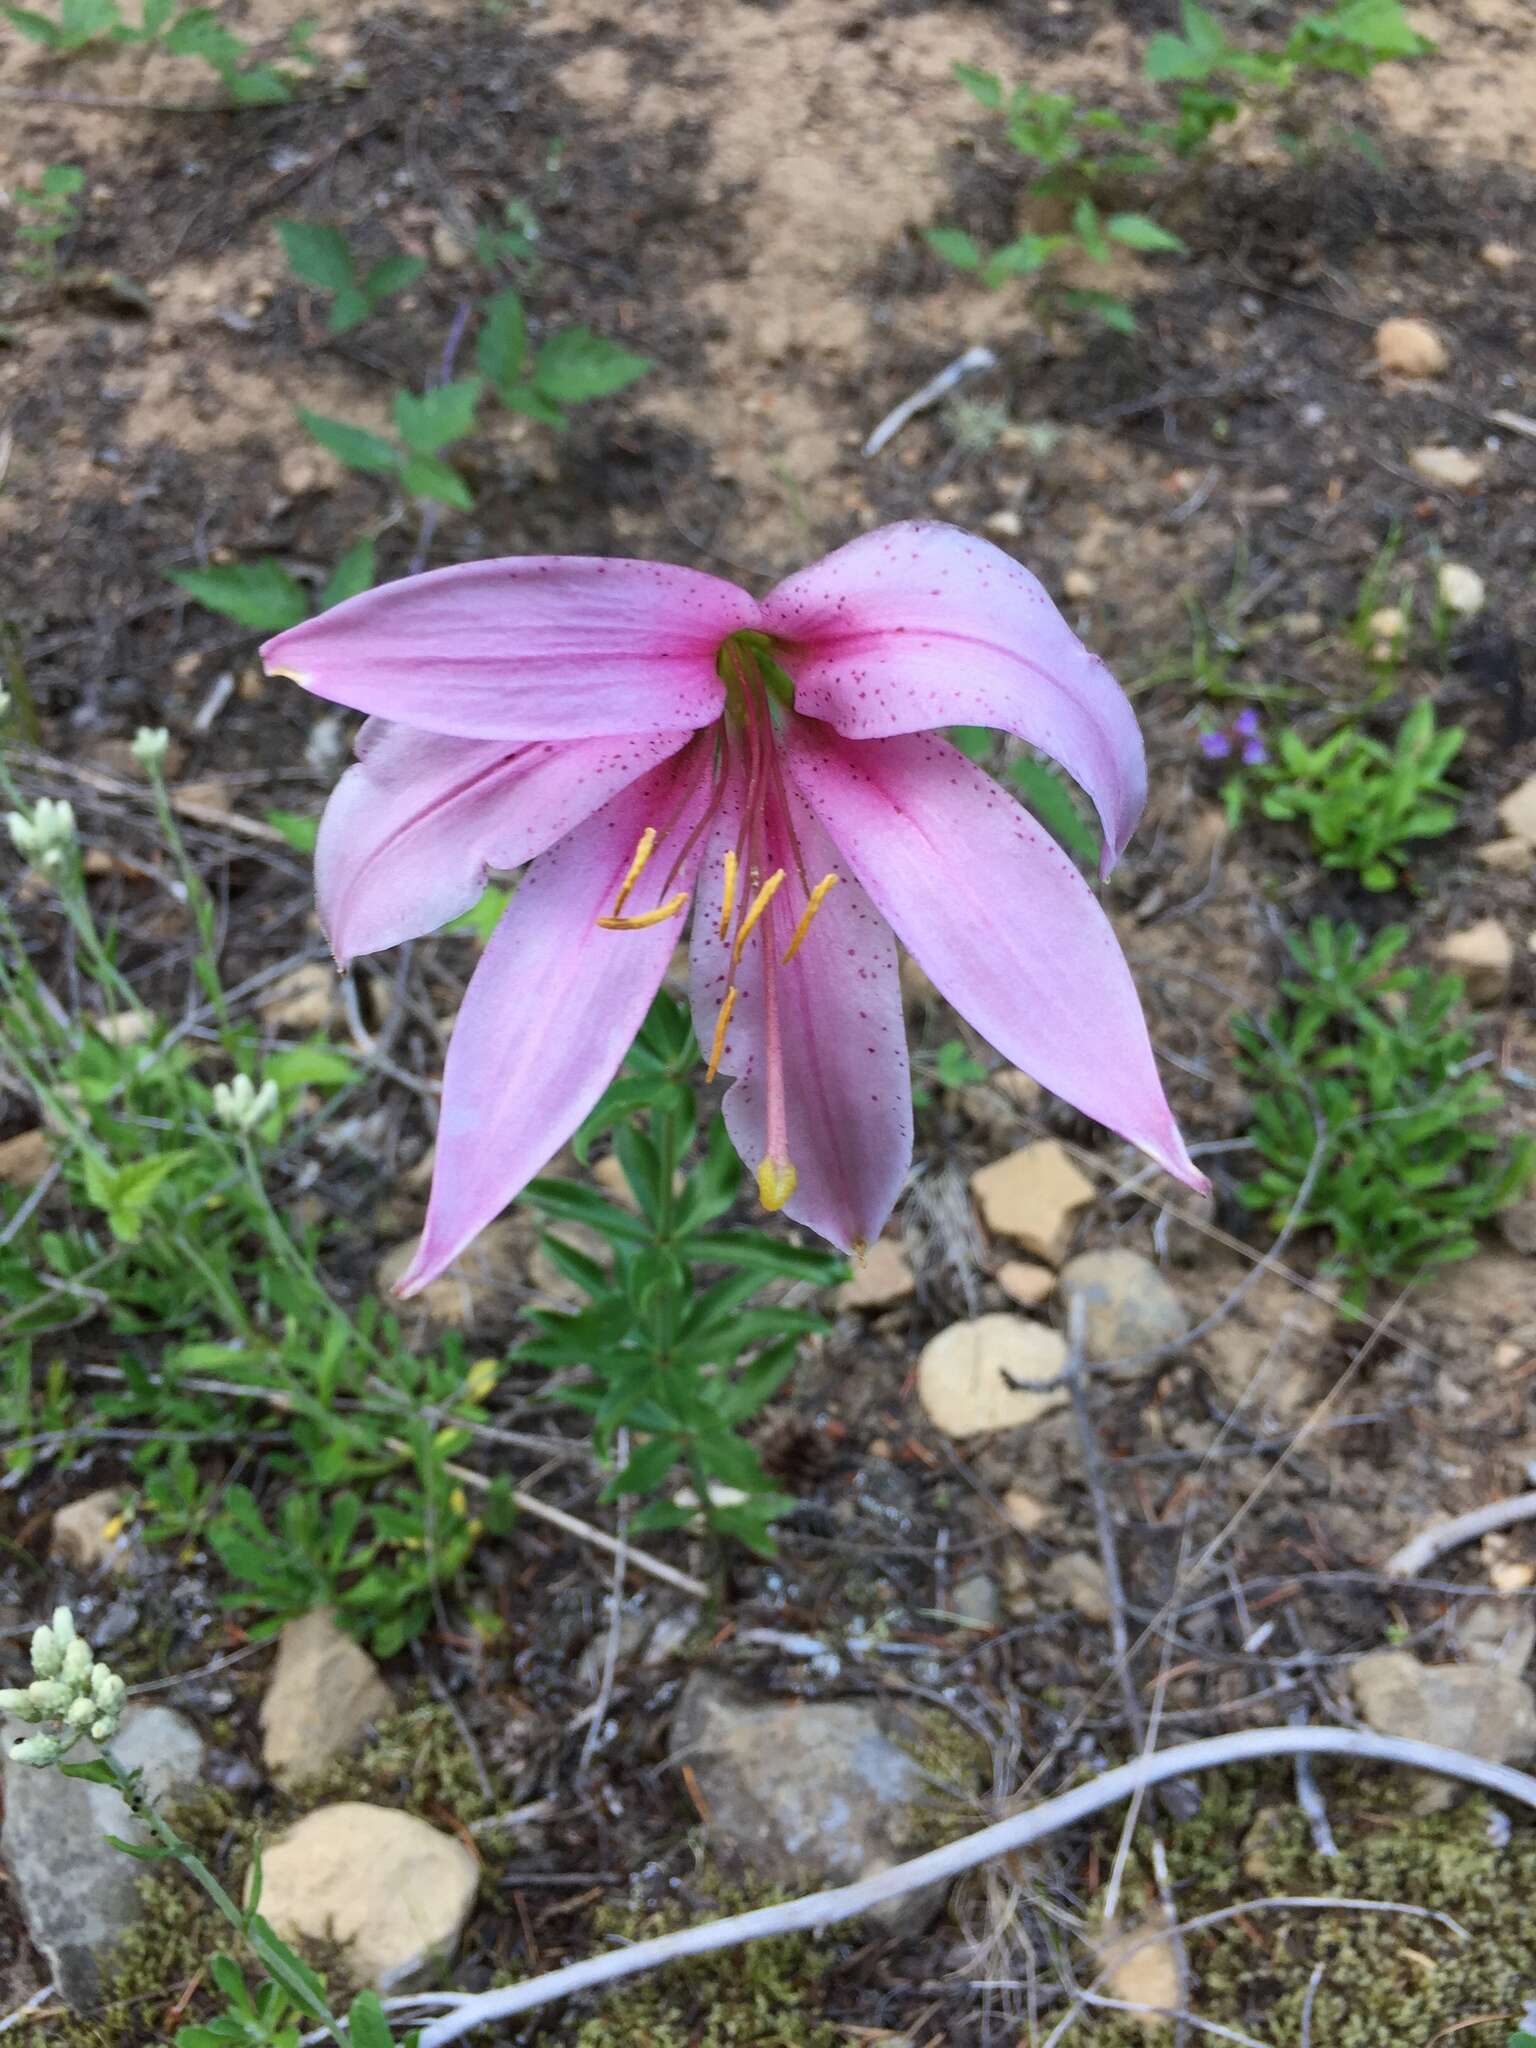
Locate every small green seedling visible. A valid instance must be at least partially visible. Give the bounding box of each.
[276,219,425,335]
[5,0,316,102]
[169,538,376,635]
[12,164,85,281]
[476,286,650,427]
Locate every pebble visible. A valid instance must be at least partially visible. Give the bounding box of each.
[1348,1650,1536,1810]
[1373,316,1448,378]
[1002,1486,1053,1533]
[985,508,1024,539]
[1435,918,1513,1005]
[51,1489,134,1575]
[970,1140,1096,1263]
[1436,562,1485,617]
[2,1706,205,2007]
[997,1258,1055,1308]
[950,1570,1001,1629]
[258,1609,395,1789]
[1095,1911,1181,2023]
[259,962,339,1034]
[375,1215,523,1327]
[0,1129,52,1188]
[430,222,471,270]
[1062,567,1097,599]
[917,1314,1068,1437]
[1497,1199,1536,1257]
[1367,605,1405,642]
[1041,1549,1111,1623]
[1408,445,1486,491]
[1496,774,1536,848]
[668,1674,958,1933]
[1057,1248,1189,1376]
[1454,1601,1535,1674]
[837,1236,916,1312]
[1476,837,1533,875]
[254,1803,478,1988]
[1480,241,1519,271]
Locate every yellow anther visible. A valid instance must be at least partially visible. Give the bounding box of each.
[781,872,840,965]
[611,826,657,916]
[596,891,688,931]
[704,985,739,1083]
[756,1155,797,1212]
[717,847,739,940]
[730,869,786,966]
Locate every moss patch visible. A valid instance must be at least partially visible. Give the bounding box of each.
[1085,1768,1536,2047]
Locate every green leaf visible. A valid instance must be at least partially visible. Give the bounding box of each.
[476,287,528,390]
[346,1990,395,2048]
[924,225,983,272]
[953,62,1003,107]
[531,326,650,406]
[1314,0,1430,56]
[264,809,319,854]
[442,882,512,940]
[264,1045,358,1091]
[359,250,424,303]
[981,234,1062,286]
[169,558,307,633]
[1007,755,1100,865]
[326,285,371,335]
[59,1757,119,1785]
[318,537,376,610]
[41,164,86,197]
[298,409,400,475]
[393,378,482,456]
[276,218,355,292]
[399,453,473,509]
[491,381,567,428]
[1105,212,1186,253]
[4,9,66,47]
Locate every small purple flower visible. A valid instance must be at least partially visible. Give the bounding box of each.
[1198,707,1266,768]
[1199,730,1232,760]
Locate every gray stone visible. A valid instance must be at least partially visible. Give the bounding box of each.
[1058,1249,1189,1375]
[950,1571,1001,1630]
[1348,1651,1536,1811]
[669,1675,957,1933]
[1453,1602,1536,1675]
[2,1704,205,2007]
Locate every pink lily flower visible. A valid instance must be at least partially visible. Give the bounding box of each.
[262,521,1206,1295]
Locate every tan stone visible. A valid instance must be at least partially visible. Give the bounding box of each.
[260,962,339,1034]
[1476,837,1534,875]
[1481,241,1519,272]
[1001,1487,1052,1533]
[51,1489,132,1574]
[1497,775,1536,848]
[259,1610,394,1790]
[1096,1911,1181,2028]
[1436,562,1485,617]
[592,1152,639,1211]
[252,1803,478,1989]
[997,1259,1055,1308]
[1374,316,1448,378]
[1408,445,1486,491]
[0,1128,51,1188]
[1348,1651,1536,1810]
[970,1140,1095,1263]
[1041,1549,1111,1623]
[1062,567,1097,600]
[1436,918,1513,1005]
[837,1236,915,1312]
[917,1315,1067,1438]
[985,508,1023,539]
[375,1216,523,1326]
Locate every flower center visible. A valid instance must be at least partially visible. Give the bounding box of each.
[591,633,838,1215]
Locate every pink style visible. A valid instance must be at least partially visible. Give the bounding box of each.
[260,520,1207,1295]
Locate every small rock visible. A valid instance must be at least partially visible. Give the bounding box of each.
[1454,1601,1535,1674]
[0,1128,51,1188]
[1496,775,1536,848]
[260,961,339,1034]
[254,1803,478,1989]
[950,1570,1001,1629]
[2,1706,205,2007]
[837,1236,916,1312]
[1063,567,1097,600]
[971,1140,1095,1263]
[917,1315,1068,1438]
[1002,1486,1053,1533]
[1348,1651,1536,1810]
[997,1258,1055,1308]
[1058,1248,1189,1375]
[592,1152,638,1210]
[258,1608,395,1789]
[175,777,232,815]
[376,1215,523,1326]
[668,1674,960,1933]
[961,1065,1041,1139]
[1367,604,1405,642]
[1436,918,1513,1005]
[1408,445,1485,491]
[1491,1560,1536,1593]
[1374,316,1448,378]
[51,1489,133,1575]
[1041,1549,1111,1623]
[1096,1911,1180,2026]
[1480,241,1519,271]
[278,445,338,496]
[576,1605,652,1686]
[1498,1200,1536,1257]
[430,222,471,270]
[1436,562,1485,617]
[1476,837,1534,875]
[986,508,1024,539]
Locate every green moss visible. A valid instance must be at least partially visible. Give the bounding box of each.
[889,1708,990,1855]
[274,1696,500,1830]
[1084,1767,1536,2047]
[564,1881,841,2048]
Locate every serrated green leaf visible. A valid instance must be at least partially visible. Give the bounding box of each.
[531,326,649,406]
[297,409,400,475]
[1105,212,1186,253]
[399,452,473,509]
[393,378,482,456]
[276,218,355,292]
[318,536,375,610]
[953,62,1003,106]
[924,225,983,271]
[168,558,307,632]
[476,287,528,390]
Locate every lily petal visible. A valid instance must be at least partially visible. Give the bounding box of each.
[762,521,1145,869]
[397,747,711,1295]
[787,724,1205,1191]
[261,556,758,740]
[689,790,911,1253]
[316,722,692,966]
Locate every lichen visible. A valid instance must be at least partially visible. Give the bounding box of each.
[1080,1766,1536,2047]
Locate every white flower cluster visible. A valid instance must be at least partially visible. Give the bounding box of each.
[212,1072,279,1133]
[130,726,171,772]
[6,797,77,874]
[0,1606,127,1766]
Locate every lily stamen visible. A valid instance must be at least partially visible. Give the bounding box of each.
[611,826,657,917]
[717,847,739,941]
[596,891,688,931]
[730,869,786,967]
[704,985,739,1083]
[781,872,840,964]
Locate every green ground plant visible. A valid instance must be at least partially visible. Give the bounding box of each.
[11,164,86,283]
[1234,918,1533,1304]
[4,0,316,103]
[929,0,1431,330]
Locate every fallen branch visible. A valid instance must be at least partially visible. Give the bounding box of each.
[1385,1491,1536,1579]
[408,1726,1536,2044]
[863,346,997,456]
